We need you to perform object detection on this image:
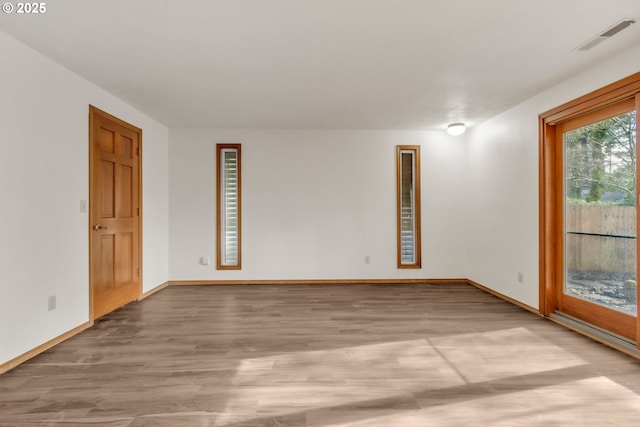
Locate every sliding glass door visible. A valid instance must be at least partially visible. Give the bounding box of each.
[558,98,637,340]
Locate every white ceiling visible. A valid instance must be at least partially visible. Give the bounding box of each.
[1,0,639,130]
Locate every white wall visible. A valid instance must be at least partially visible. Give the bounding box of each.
[466,43,640,309]
[0,32,169,365]
[170,129,467,281]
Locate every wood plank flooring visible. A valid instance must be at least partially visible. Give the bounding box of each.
[1,283,640,426]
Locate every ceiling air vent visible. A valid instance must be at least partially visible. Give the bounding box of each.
[575,19,636,51]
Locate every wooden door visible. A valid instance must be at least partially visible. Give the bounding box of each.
[89,106,141,319]
[555,99,637,340]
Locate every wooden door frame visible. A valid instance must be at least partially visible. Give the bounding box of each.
[539,72,640,345]
[88,105,143,320]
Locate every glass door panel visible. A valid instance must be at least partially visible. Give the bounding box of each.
[561,102,637,339]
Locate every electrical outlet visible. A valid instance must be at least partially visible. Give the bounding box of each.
[365,256,371,264]
[517,272,524,283]
[200,256,210,265]
[48,295,56,311]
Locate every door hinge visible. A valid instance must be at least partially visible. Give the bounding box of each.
[136,146,140,156]
[137,267,141,277]
[137,207,140,216]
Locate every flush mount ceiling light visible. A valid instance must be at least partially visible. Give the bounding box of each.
[447,123,466,136]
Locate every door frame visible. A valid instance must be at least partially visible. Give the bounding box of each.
[88,105,143,320]
[539,72,640,345]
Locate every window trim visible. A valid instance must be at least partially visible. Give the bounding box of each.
[216,143,242,270]
[396,145,422,268]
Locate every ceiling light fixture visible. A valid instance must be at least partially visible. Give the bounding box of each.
[447,123,466,136]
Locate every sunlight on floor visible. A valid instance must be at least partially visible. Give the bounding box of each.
[428,327,587,382]
[214,327,597,426]
[309,377,640,427]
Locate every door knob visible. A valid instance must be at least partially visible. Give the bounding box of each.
[93,224,108,231]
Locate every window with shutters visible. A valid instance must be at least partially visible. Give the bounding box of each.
[216,144,241,269]
[396,145,421,268]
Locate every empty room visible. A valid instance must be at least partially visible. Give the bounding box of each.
[2,1,640,426]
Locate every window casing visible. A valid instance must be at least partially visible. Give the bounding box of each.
[396,145,421,268]
[216,144,241,270]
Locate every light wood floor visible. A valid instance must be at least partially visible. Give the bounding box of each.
[1,283,640,426]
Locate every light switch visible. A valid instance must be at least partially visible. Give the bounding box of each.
[80,200,87,213]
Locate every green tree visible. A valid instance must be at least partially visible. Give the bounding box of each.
[565,111,636,206]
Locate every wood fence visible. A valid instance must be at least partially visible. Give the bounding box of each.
[565,204,636,274]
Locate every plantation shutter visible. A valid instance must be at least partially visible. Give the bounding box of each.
[400,151,416,264]
[221,149,238,266]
